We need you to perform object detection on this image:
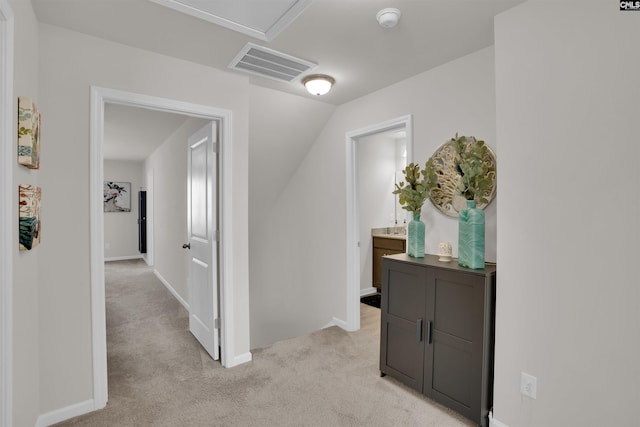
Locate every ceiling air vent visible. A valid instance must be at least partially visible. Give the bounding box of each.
[229,43,317,83]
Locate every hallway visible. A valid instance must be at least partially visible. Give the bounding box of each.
[56,259,471,426]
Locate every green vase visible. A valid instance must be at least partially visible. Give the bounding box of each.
[407,213,425,258]
[458,200,485,269]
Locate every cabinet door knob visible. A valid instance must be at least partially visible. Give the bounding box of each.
[182,243,190,249]
[416,319,423,342]
[426,320,432,345]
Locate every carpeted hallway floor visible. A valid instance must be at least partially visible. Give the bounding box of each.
[56,259,474,426]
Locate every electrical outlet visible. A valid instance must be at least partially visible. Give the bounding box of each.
[520,372,537,399]
[105,242,110,250]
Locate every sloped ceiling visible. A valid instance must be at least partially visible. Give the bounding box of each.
[248,86,336,228]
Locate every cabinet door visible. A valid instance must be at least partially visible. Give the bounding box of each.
[423,269,486,424]
[380,260,427,392]
[373,237,406,289]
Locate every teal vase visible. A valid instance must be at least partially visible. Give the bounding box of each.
[407,213,425,258]
[458,200,485,269]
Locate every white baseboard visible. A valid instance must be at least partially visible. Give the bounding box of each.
[360,287,377,297]
[225,351,252,368]
[104,255,143,262]
[152,269,253,368]
[322,319,337,329]
[489,410,509,427]
[331,317,348,330]
[36,399,95,427]
[153,270,189,310]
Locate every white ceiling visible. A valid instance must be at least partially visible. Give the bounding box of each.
[31,0,525,106]
[32,0,524,169]
[103,104,190,161]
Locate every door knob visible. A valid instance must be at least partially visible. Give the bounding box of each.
[182,243,190,249]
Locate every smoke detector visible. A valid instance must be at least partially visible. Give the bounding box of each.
[376,8,401,28]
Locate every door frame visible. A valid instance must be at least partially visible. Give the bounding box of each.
[89,86,235,409]
[0,1,13,425]
[344,115,413,331]
[143,168,154,266]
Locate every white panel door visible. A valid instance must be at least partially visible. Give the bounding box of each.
[186,121,219,360]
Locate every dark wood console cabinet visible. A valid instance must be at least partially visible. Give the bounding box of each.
[379,254,496,427]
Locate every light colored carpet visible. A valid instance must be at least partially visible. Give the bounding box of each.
[56,259,474,427]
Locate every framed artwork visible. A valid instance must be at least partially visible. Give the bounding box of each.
[19,185,42,251]
[18,96,41,169]
[104,181,131,212]
[427,136,497,217]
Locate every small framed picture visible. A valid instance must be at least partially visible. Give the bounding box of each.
[19,185,42,250]
[17,96,41,169]
[103,181,131,212]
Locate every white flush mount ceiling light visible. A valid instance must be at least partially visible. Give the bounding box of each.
[303,74,335,96]
[376,8,401,28]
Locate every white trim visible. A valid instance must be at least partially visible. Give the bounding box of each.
[331,317,348,330]
[36,399,95,427]
[104,255,143,262]
[144,168,154,266]
[344,115,413,332]
[489,410,509,427]
[153,269,189,311]
[322,320,337,329]
[227,352,252,368]
[360,287,377,297]
[0,2,13,426]
[89,87,108,411]
[90,87,241,415]
[149,0,311,42]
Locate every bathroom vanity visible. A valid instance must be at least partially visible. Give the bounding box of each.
[371,228,406,291]
[379,253,496,427]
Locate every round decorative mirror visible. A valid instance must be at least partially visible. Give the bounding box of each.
[427,136,497,217]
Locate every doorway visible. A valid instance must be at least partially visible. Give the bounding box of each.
[89,86,236,409]
[356,129,408,297]
[345,115,413,332]
[102,103,194,264]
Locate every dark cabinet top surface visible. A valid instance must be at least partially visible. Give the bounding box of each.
[383,253,496,276]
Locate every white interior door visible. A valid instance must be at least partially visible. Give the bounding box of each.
[186,121,219,360]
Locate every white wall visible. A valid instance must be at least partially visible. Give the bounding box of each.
[247,85,336,349]
[250,46,497,347]
[36,23,250,416]
[494,2,640,426]
[104,160,142,260]
[248,85,335,231]
[143,117,208,301]
[357,133,399,292]
[341,46,498,263]
[10,1,39,425]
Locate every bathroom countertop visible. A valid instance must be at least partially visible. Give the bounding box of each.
[371,227,407,240]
